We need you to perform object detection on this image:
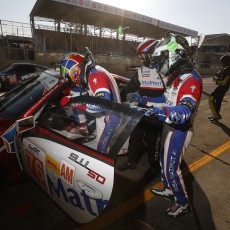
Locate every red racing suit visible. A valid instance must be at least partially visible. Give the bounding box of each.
[86,65,121,154]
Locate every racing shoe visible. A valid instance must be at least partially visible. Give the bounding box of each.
[117,162,136,171]
[208,114,222,122]
[165,202,191,218]
[150,187,174,201]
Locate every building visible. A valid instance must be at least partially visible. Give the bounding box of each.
[0,0,229,76]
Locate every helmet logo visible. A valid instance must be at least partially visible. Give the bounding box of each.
[167,41,178,51]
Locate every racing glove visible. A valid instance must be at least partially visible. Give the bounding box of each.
[132,106,167,121]
[60,96,70,106]
[150,107,168,121]
[60,96,86,110]
[126,93,148,105]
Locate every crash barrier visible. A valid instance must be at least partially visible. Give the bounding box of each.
[0,47,219,77]
[0,47,35,61]
[0,47,141,76]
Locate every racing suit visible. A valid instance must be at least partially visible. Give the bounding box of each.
[86,65,121,154]
[146,69,203,205]
[208,66,230,118]
[120,65,166,167]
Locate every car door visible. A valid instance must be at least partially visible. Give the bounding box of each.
[15,96,143,223]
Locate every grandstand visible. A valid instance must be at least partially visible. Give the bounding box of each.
[2,0,229,76]
[29,0,198,56]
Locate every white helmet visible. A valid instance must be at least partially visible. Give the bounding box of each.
[152,33,190,75]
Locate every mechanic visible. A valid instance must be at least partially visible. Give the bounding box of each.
[59,51,121,154]
[116,38,166,178]
[130,33,202,218]
[208,54,230,122]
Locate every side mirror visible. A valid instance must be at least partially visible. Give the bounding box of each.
[16,116,35,133]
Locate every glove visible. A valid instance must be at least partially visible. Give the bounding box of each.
[151,107,167,121]
[132,106,167,121]
[126,93,148,105]
[132,106,154,116]
[126,93,141,103]
[60,96,70,106]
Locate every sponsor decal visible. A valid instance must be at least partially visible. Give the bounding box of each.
[69,152,106,185]
[142,74,150,78]
[167,41,178,51]
[87,170,106,185]
[24,148,47,191]
[46,154,60,175]
[95,92,105,97]
[21,73,37,81]
[168,153,179,192]
[47,175,108,216]
[0,124,16,153]
[170,111,191,121]
[29,144,41,155]
[60,159,76,187]
[68,152,89,168]
[141,80,163,86]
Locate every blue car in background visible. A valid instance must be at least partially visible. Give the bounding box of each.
[0,62,48,92]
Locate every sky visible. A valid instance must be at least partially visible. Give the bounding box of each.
[0,0,229,35]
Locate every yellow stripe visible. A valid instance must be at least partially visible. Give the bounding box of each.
[80,140,230,230]
[189,140,230,172]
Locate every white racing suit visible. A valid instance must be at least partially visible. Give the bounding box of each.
[86,66,121,154]
[140,69,203,205]
[120,65,166,165]
[159,70,203,205]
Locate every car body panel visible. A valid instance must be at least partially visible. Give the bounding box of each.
[15,96,143,223]
[20,136,113,223]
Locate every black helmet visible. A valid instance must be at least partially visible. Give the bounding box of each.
[136,38,158,67]
[151,33,190,75]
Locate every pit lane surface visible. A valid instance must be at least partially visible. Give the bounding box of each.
[0,78,229,230]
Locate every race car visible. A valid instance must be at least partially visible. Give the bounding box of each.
[0,62,48,92]
[0,65,138,222]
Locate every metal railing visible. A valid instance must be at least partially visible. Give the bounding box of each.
[0,20,32,38]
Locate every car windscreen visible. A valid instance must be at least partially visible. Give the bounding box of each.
[40,96,144,158]
[0,72,59,118]
[0,64,15,73]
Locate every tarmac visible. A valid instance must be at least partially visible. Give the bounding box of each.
[0,78,229,230]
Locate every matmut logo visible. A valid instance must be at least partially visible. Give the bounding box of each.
[60,159,76,187]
